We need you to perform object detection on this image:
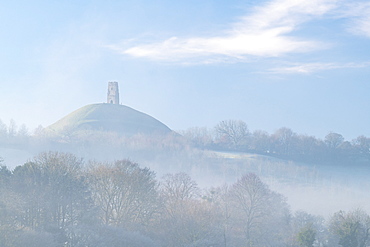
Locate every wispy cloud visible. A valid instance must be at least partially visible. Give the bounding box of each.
[110,0,338,64]
[341,2,370,38]
[269,61,370,74]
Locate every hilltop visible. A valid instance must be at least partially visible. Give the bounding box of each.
[46,103,172,137]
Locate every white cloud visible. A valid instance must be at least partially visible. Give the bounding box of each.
[111,0,338,63]
[269,61,370,74]
[342,2,370,37]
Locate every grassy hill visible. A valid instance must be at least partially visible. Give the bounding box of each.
[46,103,172,137]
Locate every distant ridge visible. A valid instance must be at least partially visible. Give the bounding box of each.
[46,103,172,136]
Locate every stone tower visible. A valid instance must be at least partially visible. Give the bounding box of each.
[107,81,119,104]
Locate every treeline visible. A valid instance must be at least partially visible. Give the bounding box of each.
[181,120,370,164]
[0,152,369,247]
[0,119,35,147]
[1,118,370,165]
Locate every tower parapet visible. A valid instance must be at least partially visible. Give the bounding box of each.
[107,81,119,104]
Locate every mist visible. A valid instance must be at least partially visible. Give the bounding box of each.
[2,120,369,216]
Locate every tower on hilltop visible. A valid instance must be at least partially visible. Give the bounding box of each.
[107,81,119,104]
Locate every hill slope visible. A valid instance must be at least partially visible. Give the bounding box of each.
[46,103,172,136]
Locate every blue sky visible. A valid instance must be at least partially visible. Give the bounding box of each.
[1,0,370,140]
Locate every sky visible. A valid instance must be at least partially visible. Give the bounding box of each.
[1,0,370,140]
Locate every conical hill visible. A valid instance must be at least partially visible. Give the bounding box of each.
[46,103,172,136]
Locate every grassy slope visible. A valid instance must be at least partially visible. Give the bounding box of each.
[199,150,370,216]
[46,103,172,136]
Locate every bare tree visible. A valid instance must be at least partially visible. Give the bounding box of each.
[201,185,233,247]
[160,172,199,217]
[158,173,215,247]
[87,160,159,229]
[229,173,289,246]
[272,127,297,157]
[215,120,249,149]
[325,132,344,149]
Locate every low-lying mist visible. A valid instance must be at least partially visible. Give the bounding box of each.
[1,122,370,246]
[2,129,369,218]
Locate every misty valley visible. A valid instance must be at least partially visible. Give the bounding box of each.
[3,0,370,246]
[0,116,370,247]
